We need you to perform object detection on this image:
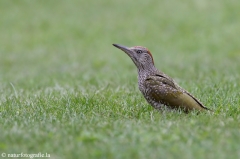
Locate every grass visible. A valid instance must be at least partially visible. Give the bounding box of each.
[0,0,240,159]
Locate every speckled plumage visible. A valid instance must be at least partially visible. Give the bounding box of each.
[113,44,211,113]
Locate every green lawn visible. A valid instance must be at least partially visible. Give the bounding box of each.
[0,0,240,159]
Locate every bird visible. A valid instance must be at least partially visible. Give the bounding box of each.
[112,44,211,113]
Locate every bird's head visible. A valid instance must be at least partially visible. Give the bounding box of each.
[113,44,154,70]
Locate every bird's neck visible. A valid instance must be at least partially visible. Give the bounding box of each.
[137,65,158,81]
[137,66,158,93]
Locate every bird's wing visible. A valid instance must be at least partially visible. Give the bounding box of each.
[144,74,209,112]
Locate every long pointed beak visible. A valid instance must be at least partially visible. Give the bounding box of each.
[113,44,131,54]
[113,43,138,67]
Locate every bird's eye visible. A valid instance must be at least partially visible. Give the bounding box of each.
[136,50,143,54]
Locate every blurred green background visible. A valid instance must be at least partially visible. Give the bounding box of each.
[1,0,239,88]
[0,0,239,159]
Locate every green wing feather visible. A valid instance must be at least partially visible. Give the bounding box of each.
[144,74,209,112]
